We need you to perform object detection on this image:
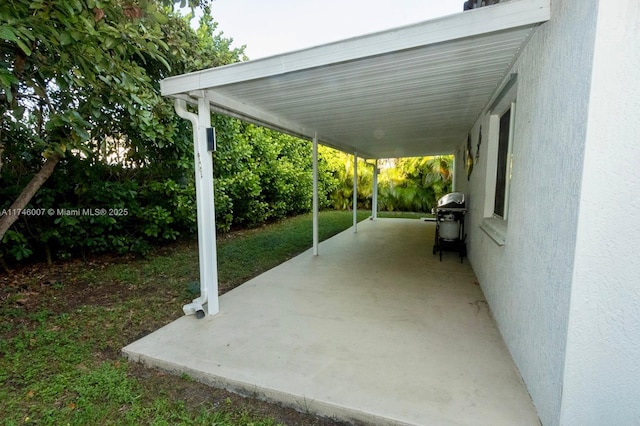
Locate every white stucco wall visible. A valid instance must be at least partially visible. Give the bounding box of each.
[560,1,640,424]
[456,1,599,424]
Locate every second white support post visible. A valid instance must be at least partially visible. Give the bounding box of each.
[312,133,319,256]
[372,160,378,220]
[452,152,457,192]
[353,151,358,233]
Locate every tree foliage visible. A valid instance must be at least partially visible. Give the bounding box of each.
[0,0,244,265]
[377,156,453,212]
[320,152,453,213]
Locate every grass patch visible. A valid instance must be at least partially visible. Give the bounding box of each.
[217,210,369,291]
[377,211,432,219]
[0,211,365,426]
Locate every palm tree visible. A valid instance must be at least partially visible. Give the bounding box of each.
[377,155,453,212]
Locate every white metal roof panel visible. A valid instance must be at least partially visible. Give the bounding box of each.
[161,0,550,158]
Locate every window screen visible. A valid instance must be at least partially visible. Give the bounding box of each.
[493,108,511,218]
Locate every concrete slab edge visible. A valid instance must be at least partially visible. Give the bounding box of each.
[122,347,416,426]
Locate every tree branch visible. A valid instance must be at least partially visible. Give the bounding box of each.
[0,153,61,241]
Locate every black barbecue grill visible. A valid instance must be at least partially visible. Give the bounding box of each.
[432,192,467,262]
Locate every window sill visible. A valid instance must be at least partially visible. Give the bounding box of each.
[480,217,507,246]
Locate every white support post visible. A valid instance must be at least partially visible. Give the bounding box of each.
[372,160,378,220]
[353,151,358,233]
[312,133,319,256]
[452,152,457,192]
[197,96,219,316]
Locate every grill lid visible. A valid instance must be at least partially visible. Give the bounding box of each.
[437,192,465,209]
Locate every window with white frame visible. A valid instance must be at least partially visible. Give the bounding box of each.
[480,74,516,245]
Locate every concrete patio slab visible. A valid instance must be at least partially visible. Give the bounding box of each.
[123,218,539,425]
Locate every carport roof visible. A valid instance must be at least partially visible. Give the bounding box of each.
[161,0,550,159]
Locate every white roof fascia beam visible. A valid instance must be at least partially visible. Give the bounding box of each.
[205,90,314,140]
[204,90,377,158]
[160,0,550,96]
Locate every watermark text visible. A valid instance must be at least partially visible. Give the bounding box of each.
[1,208,129,217]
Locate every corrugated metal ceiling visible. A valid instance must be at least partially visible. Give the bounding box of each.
[162,0,550,159]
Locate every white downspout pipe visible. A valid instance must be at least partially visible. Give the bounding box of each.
[353,151,358,233]
[197,96,219,316]
[174,100,206,317]
[174,98,219,318]
[312,133,319,256]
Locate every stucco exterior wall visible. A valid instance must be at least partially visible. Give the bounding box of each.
[559,1,640,424]
[456,1,598,424]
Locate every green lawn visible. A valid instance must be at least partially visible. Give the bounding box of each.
[0,210,371,426]
[217,210,370,292]
[376,211,432,219]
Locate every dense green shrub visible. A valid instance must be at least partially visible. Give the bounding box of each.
[0,136,452,267]
[1,157,190,263]
[210,118,314,232]
[0,119,338,265]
